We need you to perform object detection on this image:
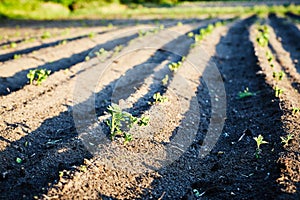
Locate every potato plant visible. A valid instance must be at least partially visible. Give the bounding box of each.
[273,71,285,81]
[106,104,150,144]
[292,107,300,115]
[27,69,51,85]
[274,86,284,97]
[256,25,269,47]
[253,134,268,158]
[281,134,294,147]
[237,87,256,99]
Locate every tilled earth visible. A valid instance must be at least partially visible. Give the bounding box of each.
[0,14,300,200]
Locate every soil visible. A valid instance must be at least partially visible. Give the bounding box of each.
[0,14,300,200]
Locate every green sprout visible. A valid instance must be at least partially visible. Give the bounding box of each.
[16,157,22,164]
[59,40,67,45]
[13,54,21,59]
[10,42,17,48]
[273,71,284,81]
[256,25,269,47]
[266,50,274,63]
[177,21,183,26]
[113,45,123,56]
[188,32,194,38]
[88,32,95,38]
[41,31,51,39]
[106,104,149,144]
[107,23,114,28]
[153,92,168,104]
[237,87,256,99]
[281,134,294,147]
[27,69,51,85]
[253,134,268,158]
[162,74,169,85]
[85,56,90,61]
[137,116,150,126]
[292,107,300,115]
[274,86,284,97]
[168,57,185,72]
[168,61,182,72]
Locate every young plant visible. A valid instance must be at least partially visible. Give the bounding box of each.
[137,116,150,126]
[13,54,21,59]
[274,86,284,97]
[292,107,300,115]
[88,32,95,38]
[106,104,150,144]
[253,134,268,158]
[187,32,194,38]
[27,69,51,85]
[273,71,284,81]
[281,134,294,147]
[256,25,269,47]
[266,50,274,63]
[168,61,182,72]
[10,42,17,48]
[59,40,67,45]
[237,87,256,99]
[162,74,169,85]
[168,56,185,72]
[113,45,123,56]
[153,92,168,104]
[41,31,51,39]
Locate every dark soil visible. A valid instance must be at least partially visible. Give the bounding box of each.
[0,14,300,200]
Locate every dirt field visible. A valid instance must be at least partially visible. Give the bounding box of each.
[0,13,300,200]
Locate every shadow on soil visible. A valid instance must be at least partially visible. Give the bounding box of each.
[0,16,289,199]
[269,14,300,74]
[139,16,289,199]
[0,19,215,199]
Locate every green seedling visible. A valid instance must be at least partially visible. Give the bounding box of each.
[281,134,294,147]
[16,157,22,164]
[266,50,274,63]
[79,165,87,172]
[10,42,17,48]
[168,57,185,72]
[137,116,150,126]
[188,32,194,38]
[256,25,270,47]
[123,132,132,144]
[106,104,149,144]
[107,23,114,28]
[59,40,67,45]
[88,32,95,38]
[256,25,269,47]
[292,107,300,115]
[214,21,223,27]
[162,74,169,85]
[85,56,90,61]
[253,134,268,158]
[153,92,168,104]
[177,21,183,26]
[99,48,107,54]
[41,31,51,39]
[168,61,182,72]
[13,54,21,59]
[237,87,256,99]
[27,69,51,85]
[273,71,285,81]
[274,86,284,97]
[113,45,123,55]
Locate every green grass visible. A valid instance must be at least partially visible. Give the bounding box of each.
[0,1,300,20]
